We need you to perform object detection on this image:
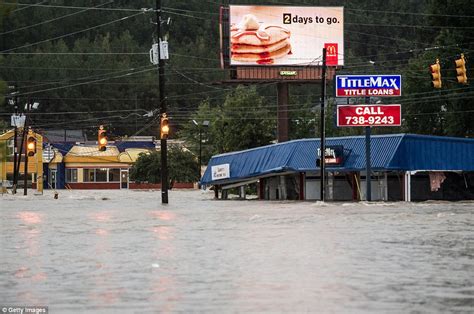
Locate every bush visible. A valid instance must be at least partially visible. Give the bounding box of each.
[129,145,200,188]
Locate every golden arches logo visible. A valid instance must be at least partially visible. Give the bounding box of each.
[326,44,337,56]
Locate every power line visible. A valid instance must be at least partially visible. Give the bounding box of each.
[17,67,156,96]
[2,2,152,13]
[345,22,474,30]
[0,1,115,35]
[0,52,148,55]
[10,64,156,90]
[1,11,146,53]
[346,7,474,19]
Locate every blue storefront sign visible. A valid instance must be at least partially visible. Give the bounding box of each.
[335,75,402,97]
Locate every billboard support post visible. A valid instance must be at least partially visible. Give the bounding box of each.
[277,83,289,142]
[320,48,327,202]
[365,96,371,202]
[365,126,372,201]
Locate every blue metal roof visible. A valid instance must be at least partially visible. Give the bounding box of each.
[388,134,474,171]
[115,141,156,153]
[201,134,474,186]
[48,143,75,155]
[45,141,155,154]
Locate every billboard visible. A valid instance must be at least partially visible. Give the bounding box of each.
[335,75,402,97]
[337,105,401,127]
[229,5,344,66]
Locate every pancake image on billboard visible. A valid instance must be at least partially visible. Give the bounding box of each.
[229,5,344,66]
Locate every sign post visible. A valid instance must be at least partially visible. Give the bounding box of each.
[335,74,402,201]
[320,48,327,202]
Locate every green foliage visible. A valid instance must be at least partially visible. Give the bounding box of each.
[178,99,216,164]
[168,145,200,184]
[129,145,199,186]
[0,118,8,133]
[215,86,274,152]
[0,1,472,140]
[0,139,7,163]
[0,80,6,109]
[129,151,161,184]
[179,86,275,161]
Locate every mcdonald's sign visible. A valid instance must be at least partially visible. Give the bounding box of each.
[325,43,338,66]
[228,6,344,66]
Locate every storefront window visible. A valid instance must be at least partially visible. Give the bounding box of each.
[82,168,121,182]
[108,169,120,182]
[84,169,95,182]
[66,169,78,183]
[96,169,108,182]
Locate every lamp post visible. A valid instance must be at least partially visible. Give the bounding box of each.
[193,120,209,186]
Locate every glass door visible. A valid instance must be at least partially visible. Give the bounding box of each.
[120,170,129,189]
[50,169,57,189]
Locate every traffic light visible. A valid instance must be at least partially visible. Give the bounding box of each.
[455,54,467,85]
[160,114,169,140]
[98,125,107,151]
[429,59,442,89]
[26,132,36,157]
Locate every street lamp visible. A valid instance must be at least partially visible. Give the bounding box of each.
[193,120,210,185]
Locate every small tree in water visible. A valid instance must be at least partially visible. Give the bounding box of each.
[130,145,200,188]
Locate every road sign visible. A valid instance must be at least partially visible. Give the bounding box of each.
[337,104,401,127]
[11,115,26,127]
[42,145,55,163]
[335,75,402,97]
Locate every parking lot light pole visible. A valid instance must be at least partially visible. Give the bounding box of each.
[193,120,209,187]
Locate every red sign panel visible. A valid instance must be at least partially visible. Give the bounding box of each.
[325,43,338,66]
[337,105,401,127]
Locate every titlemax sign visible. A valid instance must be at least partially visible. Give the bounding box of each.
[335,75,401,97]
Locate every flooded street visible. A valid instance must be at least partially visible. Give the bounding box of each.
[1,190,473,313]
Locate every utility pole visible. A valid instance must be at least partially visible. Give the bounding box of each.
[23,101,31,196]
[156,0,168,204]
[23,133,29,196]
[198,126,202,183]
[319,48,327,202]
[11,86,19,194]
[365,97,372,201]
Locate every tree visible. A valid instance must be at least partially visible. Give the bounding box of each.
[129,151,161,184]
[180,86,275,160]
[129,145,199,187]
[178,99,218,164]
[0,2,14,114]
[168,145,200,186]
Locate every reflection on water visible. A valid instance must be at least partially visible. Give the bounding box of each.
[1,191,473,312]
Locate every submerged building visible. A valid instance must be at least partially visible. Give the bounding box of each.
[0,129,193,191]
[201,134,474,201]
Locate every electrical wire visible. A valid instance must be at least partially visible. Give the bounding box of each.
[17,67,156,96]
[0,1,115,35]
[1,11,146,53]
[2,2,152,13]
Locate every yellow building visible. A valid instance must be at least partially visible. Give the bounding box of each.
[44,142,155,189]
[1,130,194,191]
[0,129,43,192]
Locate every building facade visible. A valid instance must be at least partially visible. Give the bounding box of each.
[201,134,474,201]
[1,129,194,191]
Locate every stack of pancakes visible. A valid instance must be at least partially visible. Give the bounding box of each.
[231,15,291,63]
